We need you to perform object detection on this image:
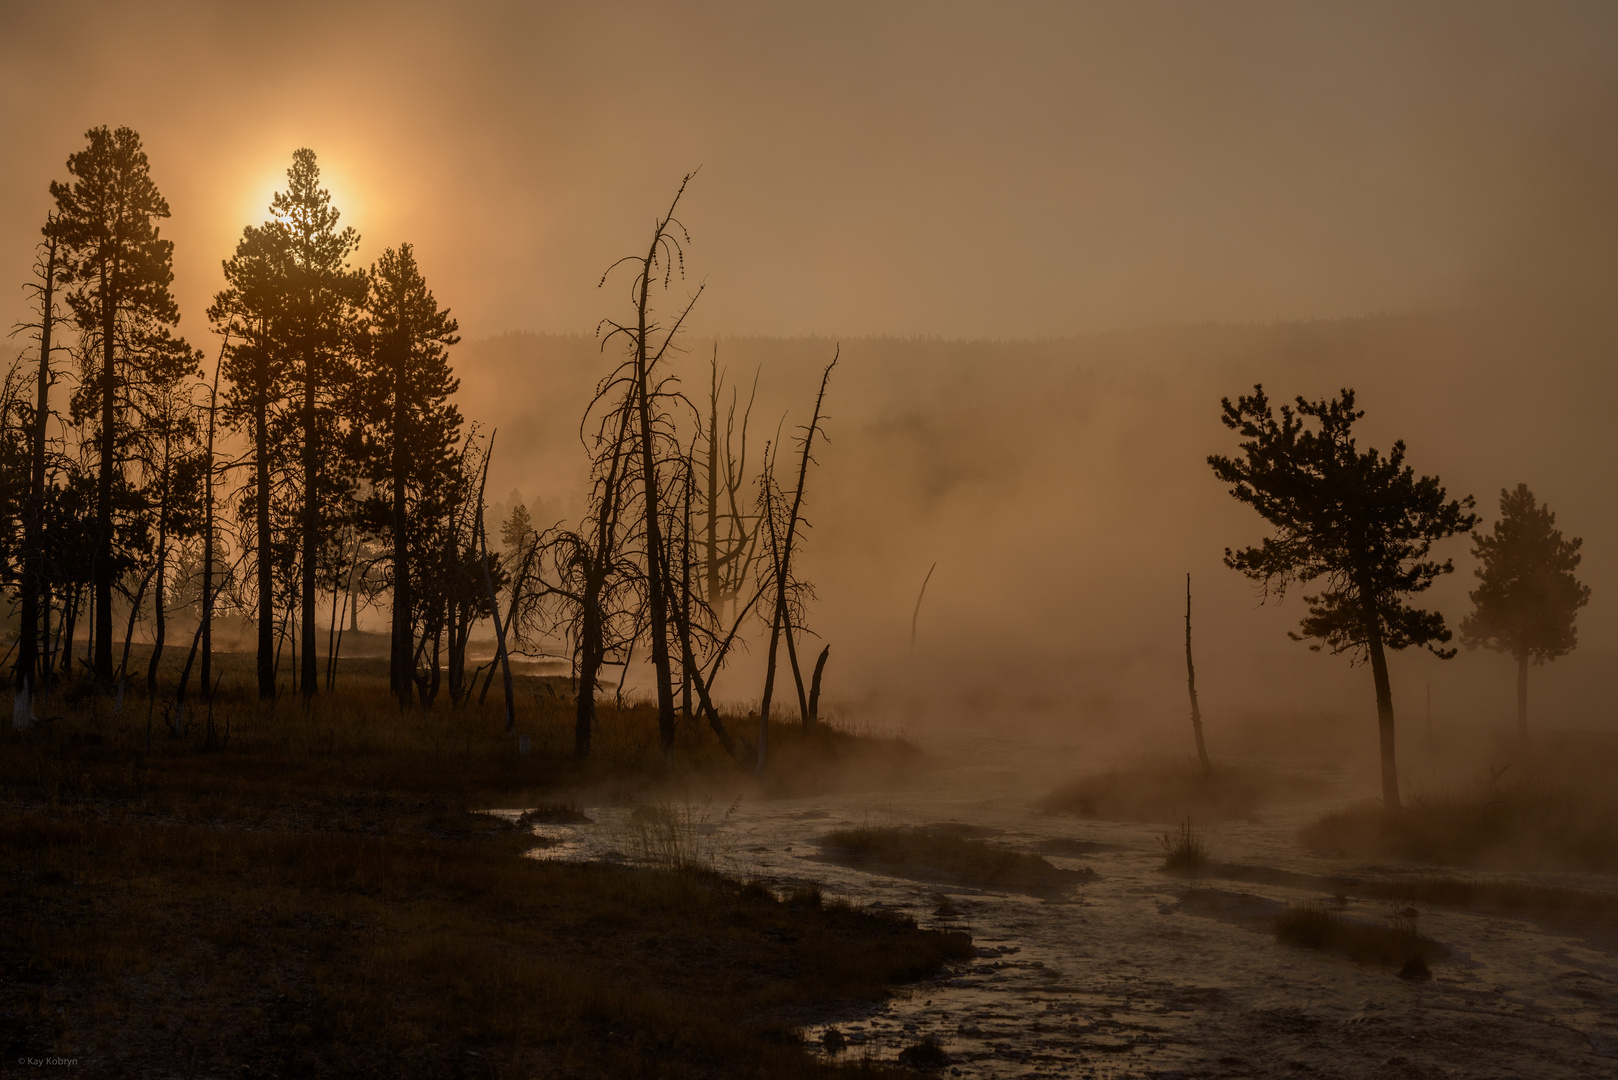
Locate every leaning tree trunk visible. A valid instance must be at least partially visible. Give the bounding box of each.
[1185,573,1211,776]
[1516,652,1529,750]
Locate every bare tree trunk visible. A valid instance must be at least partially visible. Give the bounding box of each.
[300,367,318,700]
[633,260,676,752]
[807,644,830,727]
[325,536,345,691]
[706,349,721,606]
[18,231,59,723]
[390,329,411,707]
[760,355,835,738]
[255,395,274,698]
[757,604,782,774]
[1516,651,1529,750]
[784,606,810,727]
[1186,573,1211,776]
[116,562,158,709]
[201,349,221,703]
[1360,581,1401,816]
[681,458,694,718]
[475,433,516,733]
[94,260,116,682]
[145,518,168,695]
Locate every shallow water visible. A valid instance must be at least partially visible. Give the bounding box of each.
[502,733,1618,1078]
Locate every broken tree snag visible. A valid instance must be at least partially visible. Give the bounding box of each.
[475,432,516,734]
[911,561,936,649]
[1186,573,1211,776]
[808,644,830,728]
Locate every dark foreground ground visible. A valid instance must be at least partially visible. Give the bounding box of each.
[0,654,966,1079]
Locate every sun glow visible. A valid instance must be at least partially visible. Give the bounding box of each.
[237,149,366,237]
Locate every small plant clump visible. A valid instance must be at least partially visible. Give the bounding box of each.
[897,1035,952,1070]
[1160,818,1210,877]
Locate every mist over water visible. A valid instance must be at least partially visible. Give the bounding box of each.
[462,307,1618,789]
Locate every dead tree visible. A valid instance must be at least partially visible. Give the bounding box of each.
[13,228,62,725]
[1185,573,1212,776]
[597,173,705,754]
[473,433,516,732]
[757,353,836,767]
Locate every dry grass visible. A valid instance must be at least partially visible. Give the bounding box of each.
[817,825,1091,896]
[0,656,961,1078]
[1159,819,1211,877]
[1038,758,1315,823]
[1274,902,1447,970]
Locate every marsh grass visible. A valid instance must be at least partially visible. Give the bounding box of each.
[0,655,958,1078]
[1159,818,1210,881]
[615,796,741,870]
[1039,758,1314,823]
[1275,901,1446,969]
[818,825,1091,895]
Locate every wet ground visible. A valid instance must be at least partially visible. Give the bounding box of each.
[500,734,1618,1079]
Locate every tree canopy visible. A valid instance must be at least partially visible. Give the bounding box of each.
[1461,484,1589,664]
[1209,385,1477,660]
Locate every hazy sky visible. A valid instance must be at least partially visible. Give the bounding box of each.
[5,1,1618,340]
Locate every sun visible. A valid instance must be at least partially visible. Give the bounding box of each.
[239,148,364,233]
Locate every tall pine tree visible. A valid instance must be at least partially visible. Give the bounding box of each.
[210,149,362,698]
[50,127,189,681]
[353,244,461,706]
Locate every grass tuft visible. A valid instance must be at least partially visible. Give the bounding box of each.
[1159,818,1210,877]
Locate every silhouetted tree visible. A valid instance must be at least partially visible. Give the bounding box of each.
[1460,484,1589,747]
[1185,574,1211,775]
[11,226,64,723]
[138,367,205,698]
[598,174,704,753]
[757,353,834,766]
[352,243,461,707]
[547,392,641,758]
[1209,386,1476,815]
[272,149,365,701]
[50,126,192,680]
[211,203,291,698]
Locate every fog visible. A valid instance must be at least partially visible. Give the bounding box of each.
[6,1,1618,767]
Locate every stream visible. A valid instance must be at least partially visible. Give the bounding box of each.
[499,733,1618,1078]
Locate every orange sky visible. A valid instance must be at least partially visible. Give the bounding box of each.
[4,1,1618,342]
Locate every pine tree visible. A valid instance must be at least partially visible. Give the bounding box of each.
[209,149,362,698]
[1209,386,1476,815]
[1460,484,1589,747]
[352,244,461,706]
[272,150,365,700]
[49,127,192,680]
